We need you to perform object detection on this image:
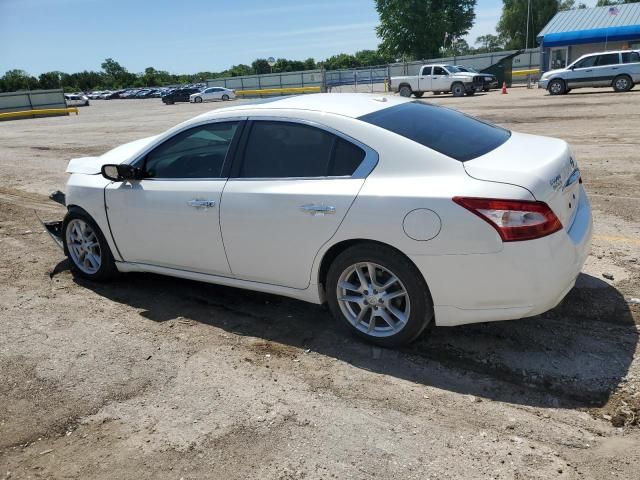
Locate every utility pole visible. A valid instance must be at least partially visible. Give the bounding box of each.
[525,0,532,89]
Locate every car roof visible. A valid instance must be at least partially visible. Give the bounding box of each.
[195,93,410,120]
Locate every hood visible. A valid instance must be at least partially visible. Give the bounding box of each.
[66,135,159,174]
[451,72,476,78]
[541,68,566,78]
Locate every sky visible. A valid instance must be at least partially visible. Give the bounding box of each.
[0,0,599,76]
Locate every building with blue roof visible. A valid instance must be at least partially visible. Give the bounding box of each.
[537,2,640,72]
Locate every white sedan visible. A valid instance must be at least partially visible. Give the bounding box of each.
[190,87,236,103]
[42,94,592,346]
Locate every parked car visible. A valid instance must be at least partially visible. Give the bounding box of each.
[190,87,236,103]
[162,87,201,104]
[390,64,484,97]
[455,65,498,91]
[539,50,640,95]
[88,91,104,100]
[42,94,591,347]
[64,94,90,107]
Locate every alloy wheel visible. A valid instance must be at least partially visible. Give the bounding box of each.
[66,219,102,275]
[336,262,411,338]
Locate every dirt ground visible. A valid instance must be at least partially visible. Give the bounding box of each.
[1,87,639,480]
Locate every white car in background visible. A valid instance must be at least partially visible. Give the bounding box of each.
[64,94,90,107]
[42,94,592,347]
[190,87,236,103]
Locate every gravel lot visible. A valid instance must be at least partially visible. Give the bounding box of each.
[1,88,639,479]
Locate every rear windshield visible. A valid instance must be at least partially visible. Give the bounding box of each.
[358,101,511,161]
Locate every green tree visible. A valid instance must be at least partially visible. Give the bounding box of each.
[375,0,476,60]
[100,58,136,88]
[252,58,271,74]
[596,0,635,6]
[475,34,506,53]
[38,71,63,89]
[559,0,587,9]
[497,0,559,50]
[0,69,38,92]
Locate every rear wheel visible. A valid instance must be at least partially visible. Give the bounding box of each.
[451,82,465,97]
[399,85,412,97]
[548,79,566,95]
[326,243,433,347]
[63,209,117,282]
[194,96,203,103]
[413,91,424,98]
[613,75,633,92]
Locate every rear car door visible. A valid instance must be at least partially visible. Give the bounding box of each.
[565,55,597,88]
[621,51,640,82]
[220,118,376,289]
[419,66,432,91]
[105,120,243,275]
[593,53,621,86]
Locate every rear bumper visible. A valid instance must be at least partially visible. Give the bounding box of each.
[411,186,593,327]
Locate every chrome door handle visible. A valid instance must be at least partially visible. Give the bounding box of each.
[188,199,216,208]
[300,204,336,215]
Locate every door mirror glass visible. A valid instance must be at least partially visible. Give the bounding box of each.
[101,164,142,182]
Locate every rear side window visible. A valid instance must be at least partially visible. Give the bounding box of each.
[358,102,511,162]
[622,52,640,63]
[238,121,366,178]
[595,53,620,66]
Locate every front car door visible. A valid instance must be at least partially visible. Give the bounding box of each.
[105,120,243,275]
[565,54,597,88]
[220,118,377,289]
[592,53,622,86]
[431,66,450,91]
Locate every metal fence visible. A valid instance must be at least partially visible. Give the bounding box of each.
[206,48,542,95]
[0,89,66,114]
[207,69,324,92]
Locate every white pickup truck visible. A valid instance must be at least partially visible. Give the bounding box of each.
[390,64,485,97]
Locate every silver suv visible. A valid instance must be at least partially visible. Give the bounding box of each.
[539,50,640,95]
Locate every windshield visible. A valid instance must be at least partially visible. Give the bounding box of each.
[358,101,511,162]
[443,65,461,73]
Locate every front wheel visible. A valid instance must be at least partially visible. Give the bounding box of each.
[194,96,203,103]
[326,243,433,347]
[613,75,633,92]
[63,209,117,281]
[413,91,424,98]
[548,79,566,95]
[222,94,230,101]
[451,82,465,97]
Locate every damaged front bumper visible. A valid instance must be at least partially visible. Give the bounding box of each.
[36,190,66,250]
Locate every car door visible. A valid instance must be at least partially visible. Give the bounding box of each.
[565,55,597,88]
[593,53,621,86]
[431,66,449,91]
[220,118,376,289]
[419,66,432,91]
[105,120,243,275]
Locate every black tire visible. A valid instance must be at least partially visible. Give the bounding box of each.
[413,91,424,98]
[326,243,433,347]
[451,82,465,97]
[548,79,566,95]
[612,74,633,93]
[466,88,475,96]
[432,91,441,95]
[399,85,412,97]
[62,208,117,282]
[194,96,203,103]
[222,94,230,101]
[164,99,174,105]
[483,87,490,92]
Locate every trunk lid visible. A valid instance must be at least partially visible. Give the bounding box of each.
[463,132,581,230]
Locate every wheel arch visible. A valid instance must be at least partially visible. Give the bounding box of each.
[64,202,123,262]
[316,238,433,305]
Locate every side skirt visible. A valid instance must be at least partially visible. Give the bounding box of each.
[115,261,323,305]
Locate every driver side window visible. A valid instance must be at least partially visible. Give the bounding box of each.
[433,67,446,75]
[143,122,239,179]
[574,56,597,69]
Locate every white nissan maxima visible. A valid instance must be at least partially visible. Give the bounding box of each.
[43,94,592,346]
[190,87,236,103]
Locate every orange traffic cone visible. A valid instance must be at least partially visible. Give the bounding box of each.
[501,81,508,94]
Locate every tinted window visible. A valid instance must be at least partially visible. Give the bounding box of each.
[622,52,640,63]
[330,138,366,176]
[595,53,620,66]
[358,102,511,162]
[144,122,239,178]
[433,67,446,75]
[421,66,432,76]
[574,56,597,68]
[239,121,365,178]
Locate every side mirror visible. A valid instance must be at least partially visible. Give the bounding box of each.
[101,164,143,182]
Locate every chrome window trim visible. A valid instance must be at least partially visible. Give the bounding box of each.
[229,115,379,181]
[127,117,247,180]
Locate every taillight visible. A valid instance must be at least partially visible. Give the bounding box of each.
[452,197,563,242]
